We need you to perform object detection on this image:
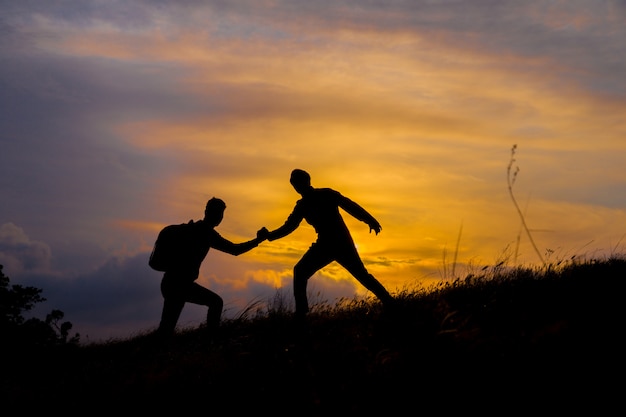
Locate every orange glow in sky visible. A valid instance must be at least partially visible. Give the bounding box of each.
[2,1,625,341]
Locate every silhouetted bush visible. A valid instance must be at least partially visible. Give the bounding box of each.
[0,264,80,350]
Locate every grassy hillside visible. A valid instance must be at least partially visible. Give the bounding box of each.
[4,257,625,414]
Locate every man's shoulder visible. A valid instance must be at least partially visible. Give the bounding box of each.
[188,220,219,238]
[299,187,340,203]
[313,187,340,195]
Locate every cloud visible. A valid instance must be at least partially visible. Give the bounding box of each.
[0,223,52,273]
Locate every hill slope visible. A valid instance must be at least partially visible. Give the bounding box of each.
[4,258,625,414]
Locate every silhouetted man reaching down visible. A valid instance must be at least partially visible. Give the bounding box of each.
[156,197,268,338]
[265,169,395,320]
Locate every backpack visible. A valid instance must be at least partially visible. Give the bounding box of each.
[149,220,195,272]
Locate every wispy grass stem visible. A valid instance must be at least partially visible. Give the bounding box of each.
[507,144,545,266]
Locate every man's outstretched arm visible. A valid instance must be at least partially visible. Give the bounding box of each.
[212,230,267,256]
[339,195,382,235]
[266,209,303,241]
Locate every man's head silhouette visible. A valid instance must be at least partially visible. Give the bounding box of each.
[290,169,312,195]
[204,197,226,227]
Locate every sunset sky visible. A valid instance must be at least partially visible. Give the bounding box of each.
[1,0,625,342]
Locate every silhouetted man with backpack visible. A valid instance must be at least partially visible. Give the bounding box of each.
[151,197,268,338]
[264,169,395,321]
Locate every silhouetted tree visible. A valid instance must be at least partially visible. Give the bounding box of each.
[0,264,80,347]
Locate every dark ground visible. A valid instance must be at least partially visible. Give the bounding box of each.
[4,259,625,415]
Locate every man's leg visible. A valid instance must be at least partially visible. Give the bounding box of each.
[187,282,224,331]
[338,246,395,306]
[157,275,187,336]
[293,243,332,318]
[158,297,185,336]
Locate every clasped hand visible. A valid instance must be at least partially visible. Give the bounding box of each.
[256,227,270,240]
